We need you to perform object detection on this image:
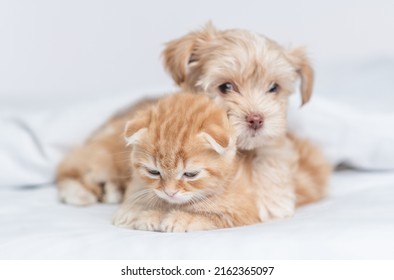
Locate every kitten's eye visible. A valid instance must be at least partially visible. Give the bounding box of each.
[147,169,160,176]
[267,83,279,93]
[183,171,199,179]
[218,82,237,94]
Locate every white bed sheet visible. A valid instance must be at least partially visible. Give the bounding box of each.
[1,170,393,260]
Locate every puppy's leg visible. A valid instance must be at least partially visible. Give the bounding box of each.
[252,140,298,221]
[57,115,133,206]
[254,172,296,221]
[289,135,332,206]
[56,143,125,206]
[56,98,157,206]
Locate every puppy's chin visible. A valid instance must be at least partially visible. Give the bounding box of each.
[234,123,287,150]
[237,137,262,150]
[236,130,266,150]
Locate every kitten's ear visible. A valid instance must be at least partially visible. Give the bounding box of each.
[200,124,231,155]
[286,47,314,106]
[162,22,218,85]
[124,108,152,146]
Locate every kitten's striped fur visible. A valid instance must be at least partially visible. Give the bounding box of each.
[113,93,261,231]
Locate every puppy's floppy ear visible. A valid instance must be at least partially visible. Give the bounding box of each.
[162,22,218,85]
[286,47,314,106]
[124,107,153,146]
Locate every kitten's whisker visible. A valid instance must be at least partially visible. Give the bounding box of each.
[126,189,152,204]
[149,193,162,209]
[192,193,219,214]
[113,158,131,163]
[110,151,132,156]
[189,196,205,213]
[202,196,219,212]
[132,150,156,158]
[145,192,159,209]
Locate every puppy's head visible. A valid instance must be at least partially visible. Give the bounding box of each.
[162,23,314,150]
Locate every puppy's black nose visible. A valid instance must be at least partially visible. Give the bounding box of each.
[246,113,264,130]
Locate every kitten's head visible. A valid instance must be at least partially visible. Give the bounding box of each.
[124,93,236,205]
[162,23,314,150]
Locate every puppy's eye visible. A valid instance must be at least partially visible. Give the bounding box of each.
[183,171,199,179]
[147,169,160,177]
[267,83,279,93]
[218,82,237,94]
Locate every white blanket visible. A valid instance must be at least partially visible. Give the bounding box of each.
[1,170,393,259]
[1,94,140,188]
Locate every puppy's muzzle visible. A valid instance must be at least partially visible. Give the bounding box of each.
[246,113,264,130]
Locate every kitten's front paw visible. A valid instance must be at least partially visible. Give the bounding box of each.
[160,211,217,232]
[113,208,161,231]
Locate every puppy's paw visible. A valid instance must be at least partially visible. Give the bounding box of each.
[57,177,123,206]
[258,196,295,221]
[95,179,124,204]
[160,211,217,232]
[57,146,125,205]
[113,208,162,231]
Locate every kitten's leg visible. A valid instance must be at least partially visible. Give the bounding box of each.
[160,210,218,232]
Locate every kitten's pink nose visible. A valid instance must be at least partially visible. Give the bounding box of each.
[164,189,179,197]
[246,113,264,130]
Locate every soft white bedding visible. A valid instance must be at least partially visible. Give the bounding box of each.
[1,59,394,259]
[1,170,394,259]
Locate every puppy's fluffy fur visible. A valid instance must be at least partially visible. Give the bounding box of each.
[57,23,331,223]
[162,23,331,219]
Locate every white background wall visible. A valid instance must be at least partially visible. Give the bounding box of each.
[1,0,393,105]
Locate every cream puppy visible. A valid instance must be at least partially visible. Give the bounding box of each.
[162,23,331,220]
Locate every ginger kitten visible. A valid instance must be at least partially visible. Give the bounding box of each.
[113,93,260,232]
